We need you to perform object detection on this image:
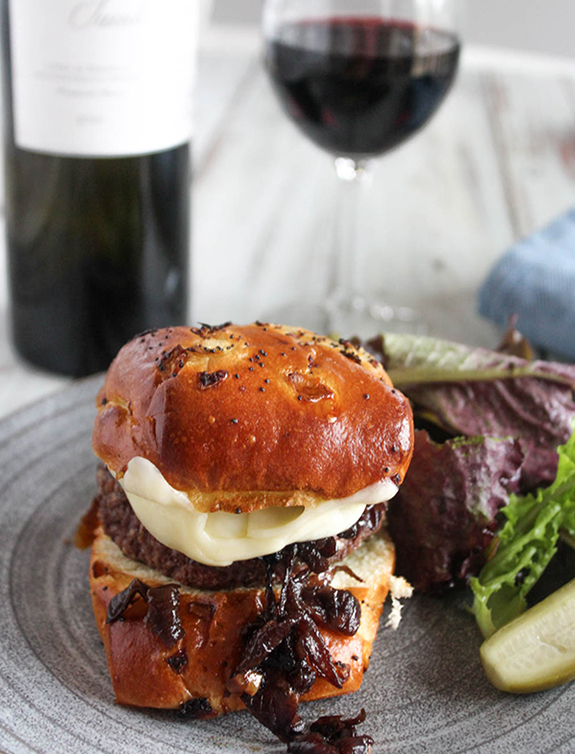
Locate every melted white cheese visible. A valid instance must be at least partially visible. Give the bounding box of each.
[118,457,398,567]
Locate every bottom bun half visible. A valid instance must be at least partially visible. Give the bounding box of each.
[90,526,395,714]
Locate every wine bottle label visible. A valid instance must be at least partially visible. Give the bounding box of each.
[9,0,198,157]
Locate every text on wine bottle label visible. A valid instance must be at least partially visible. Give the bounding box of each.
[9,0,197,157]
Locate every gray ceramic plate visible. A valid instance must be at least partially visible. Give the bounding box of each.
[0,379,574,753]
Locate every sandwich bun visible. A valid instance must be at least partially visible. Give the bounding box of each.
[93,322,413,514]
[87,321,415,745]
[89,524,396,713]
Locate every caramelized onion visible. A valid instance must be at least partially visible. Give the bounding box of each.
[227,544,373,752]
[106,579,185,649]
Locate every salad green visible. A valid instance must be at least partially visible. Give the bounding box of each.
[371,332,575,493]
[471,429,575,638]
[364,332,575,595]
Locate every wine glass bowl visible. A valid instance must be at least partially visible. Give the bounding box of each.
[263,0,462,337]
[265,15,460,161]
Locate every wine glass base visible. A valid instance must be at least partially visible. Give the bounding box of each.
[264,297,428,340]
[325,296,428,339]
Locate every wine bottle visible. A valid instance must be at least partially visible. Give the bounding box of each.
[1,0,197,376]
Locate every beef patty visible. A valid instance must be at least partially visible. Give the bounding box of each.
[95,464,387,590]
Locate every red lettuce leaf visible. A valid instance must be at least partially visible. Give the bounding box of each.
[407,377,574,492]
[386,430,524,592]
[367,334,575,493]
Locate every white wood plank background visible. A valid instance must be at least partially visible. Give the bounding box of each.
[212,0,575,60]
[192,38,575,341]
[2,32,575,418]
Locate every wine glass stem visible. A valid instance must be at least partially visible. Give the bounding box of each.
[326,157,374,321]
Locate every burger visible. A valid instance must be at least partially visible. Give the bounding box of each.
[87,322,414,748]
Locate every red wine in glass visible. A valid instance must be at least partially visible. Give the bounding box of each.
[265,17,461,159]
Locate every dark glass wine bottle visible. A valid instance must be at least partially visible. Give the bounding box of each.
[1,0,195,376]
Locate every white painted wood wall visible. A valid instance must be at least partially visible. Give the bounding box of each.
[212,0,575,60]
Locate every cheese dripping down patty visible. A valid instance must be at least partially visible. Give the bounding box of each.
[114,457,399,568]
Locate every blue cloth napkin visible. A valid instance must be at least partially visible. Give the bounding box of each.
[478,207,575,360]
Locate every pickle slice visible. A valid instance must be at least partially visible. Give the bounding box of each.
[480,577,575,694]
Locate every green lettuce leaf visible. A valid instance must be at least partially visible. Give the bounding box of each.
[375,333,575,387]
[471,429,575,638]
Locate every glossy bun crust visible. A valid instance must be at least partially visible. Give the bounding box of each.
[93,323,413,512]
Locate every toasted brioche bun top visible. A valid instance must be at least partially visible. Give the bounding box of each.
[93,323,413,512]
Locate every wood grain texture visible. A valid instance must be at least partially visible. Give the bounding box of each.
[2,34,575,419]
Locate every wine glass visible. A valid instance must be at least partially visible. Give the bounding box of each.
[263,0,462,337]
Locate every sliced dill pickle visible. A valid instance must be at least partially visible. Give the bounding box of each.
[480,577,575,693]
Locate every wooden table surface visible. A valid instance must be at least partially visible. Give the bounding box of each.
[1,29,575,420]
